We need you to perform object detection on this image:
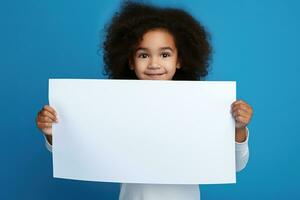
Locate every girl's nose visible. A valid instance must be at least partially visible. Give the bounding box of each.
[148,64,161,69]
[148,57,161,69]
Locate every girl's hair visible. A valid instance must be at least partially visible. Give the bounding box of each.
[102,1,212,80]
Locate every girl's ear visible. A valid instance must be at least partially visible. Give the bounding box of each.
[129,59,134,70]
[176,61,181,69]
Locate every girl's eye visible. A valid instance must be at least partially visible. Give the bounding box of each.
[137,53,149,58]
[161,52,171,58]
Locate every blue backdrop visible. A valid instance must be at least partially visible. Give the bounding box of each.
[1,0,299,199]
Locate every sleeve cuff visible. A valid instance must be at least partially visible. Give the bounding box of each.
[43,135,53,153]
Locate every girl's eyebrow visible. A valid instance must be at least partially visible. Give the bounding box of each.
[136,47,174,52]
[135,48,148,52]
[160,47,174,52]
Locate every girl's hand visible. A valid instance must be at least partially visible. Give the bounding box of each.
[231,100,253,129]
[36,105,58,136]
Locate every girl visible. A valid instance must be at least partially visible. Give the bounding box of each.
[36,1,253,200]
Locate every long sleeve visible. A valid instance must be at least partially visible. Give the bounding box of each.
[44,135,52,153]
[235,127,250,172]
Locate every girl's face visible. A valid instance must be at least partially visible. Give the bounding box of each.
[130,29,181,80]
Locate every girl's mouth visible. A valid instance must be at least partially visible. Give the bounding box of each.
[147,73,164,75]
[144,73,166,79]
[145,71,166,76]
[146,73,165,77]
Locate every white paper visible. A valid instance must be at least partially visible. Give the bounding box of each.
[49,79,236,184]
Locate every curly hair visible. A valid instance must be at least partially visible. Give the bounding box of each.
[102,1,212,80]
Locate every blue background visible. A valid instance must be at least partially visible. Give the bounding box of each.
[1,0,299,199]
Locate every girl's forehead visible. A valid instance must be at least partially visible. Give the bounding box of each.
[137,29,176,50]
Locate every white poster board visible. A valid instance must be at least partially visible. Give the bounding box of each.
[49,79,236,184]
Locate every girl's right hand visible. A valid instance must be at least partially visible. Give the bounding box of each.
[36,105,58,136]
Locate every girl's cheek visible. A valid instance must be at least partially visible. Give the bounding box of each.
[135,60,148,68]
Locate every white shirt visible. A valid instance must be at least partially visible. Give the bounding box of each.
[45,129,249,200]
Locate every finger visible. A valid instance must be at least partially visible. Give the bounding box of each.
[43,105,57,116]
[231,100,243,107]
[234,115,249,125]
[231,105,251,115]
[234,110,252,126]
[231,100,251,109]
[232,100,246,108]
[232,108,249,118]
[39,116,55,123]
[39,110,57,121]
[232,100,252,111]
[233,100,253,111]
[37,122,52,129]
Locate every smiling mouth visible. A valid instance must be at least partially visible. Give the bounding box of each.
[145,73,165,76]
[145,73,166,80]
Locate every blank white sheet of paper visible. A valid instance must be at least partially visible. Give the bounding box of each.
[49,79,236,184]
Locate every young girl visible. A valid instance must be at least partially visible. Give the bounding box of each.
[36,1,253,200]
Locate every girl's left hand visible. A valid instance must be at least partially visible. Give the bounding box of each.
[231,100,253,129]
